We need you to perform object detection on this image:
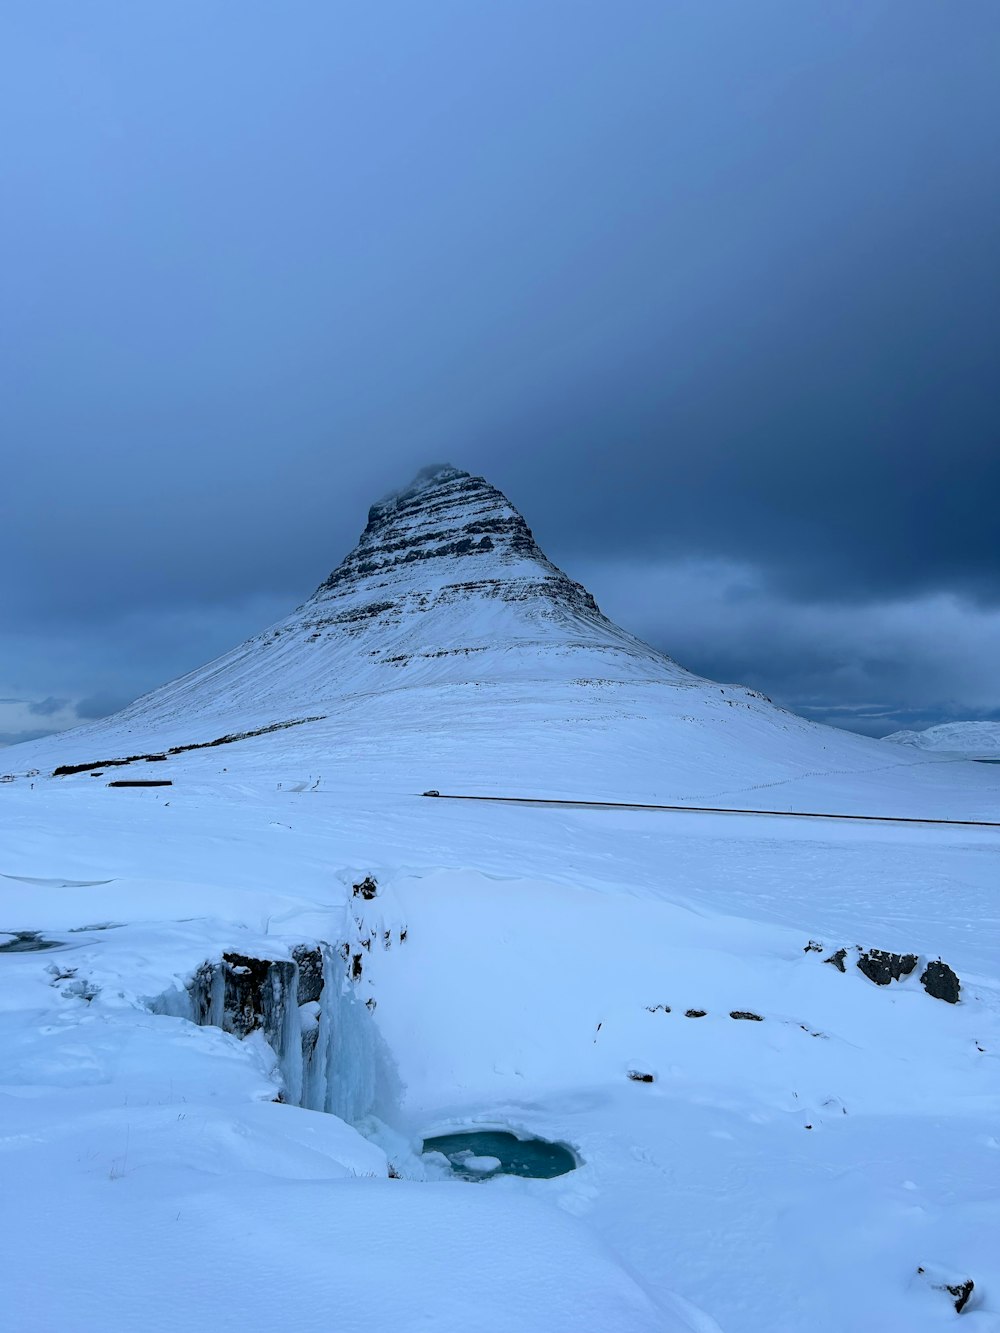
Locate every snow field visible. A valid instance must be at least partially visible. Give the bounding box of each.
[3,468,999,1329]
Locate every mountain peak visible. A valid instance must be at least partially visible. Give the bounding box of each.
[313,464,561,604]
[377,463,470,506]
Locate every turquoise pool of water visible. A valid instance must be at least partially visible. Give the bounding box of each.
[422,1130,577,1180]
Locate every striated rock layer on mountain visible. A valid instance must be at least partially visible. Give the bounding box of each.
[309,463,611,627]
[295,463,679,671]
[313,464,594,610]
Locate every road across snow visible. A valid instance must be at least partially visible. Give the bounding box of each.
[417,788,1000,827]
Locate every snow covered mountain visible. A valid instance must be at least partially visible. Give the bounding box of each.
[885,720,1000,759]
[11,464,995,818]
[3,466,1000,1332]
[61,460,695,734]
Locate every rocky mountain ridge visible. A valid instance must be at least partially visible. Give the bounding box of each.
[304,464,609,630]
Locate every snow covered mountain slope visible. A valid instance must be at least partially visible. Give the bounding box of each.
[65,461,695,731]
[3,467,1000,1332]
[8,465,999,819]
[885,720,1000,760]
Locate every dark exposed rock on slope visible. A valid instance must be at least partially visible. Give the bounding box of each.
[857,949,919,986]
[818,944,961,1003]
[52,716,324,777]
[920,960,961,1003]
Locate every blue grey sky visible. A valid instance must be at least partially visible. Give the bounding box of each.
[2,2,999,745]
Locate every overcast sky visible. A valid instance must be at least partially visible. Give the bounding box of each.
[2,1,999,747]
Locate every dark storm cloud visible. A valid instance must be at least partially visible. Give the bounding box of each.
[0,730,60,747]
[1,1,998,736]
[578,557,1000,737]
[74,692,133,720]
[27,697,67,717]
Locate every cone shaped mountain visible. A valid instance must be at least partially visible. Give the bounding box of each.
[141,461,696,715]
[11,464,988,812]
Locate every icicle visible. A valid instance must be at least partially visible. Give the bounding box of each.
[153,941,384,1123]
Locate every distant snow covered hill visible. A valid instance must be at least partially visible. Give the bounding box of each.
[885,720,1000,760]
[8,465,998,819]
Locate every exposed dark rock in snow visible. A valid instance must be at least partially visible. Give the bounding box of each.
[803,940,823,953]
[685,1009,707,1018]
[917,1266,975,1313]
[301,1012,320,1060]
[730,1010,763,1021]
[291,944,324,1004]
[352,875,378,900]
[220,952,297,1040]
[921,959,961,1003]
[856,949,918,986]
[627,1070,655,1082]
[821,944,962,1003]
[947,1280,975,1313]
[52,716,324,777]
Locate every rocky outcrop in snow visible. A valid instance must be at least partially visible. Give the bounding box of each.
[159,939,389,1119]
[818,944,961,1003]
[151,876,409,1119]
[916,1266,975,1314]
[856,949,919,986]
[920,959,961,1004]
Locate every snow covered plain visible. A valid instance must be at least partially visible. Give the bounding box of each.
[3,468,999,1331]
